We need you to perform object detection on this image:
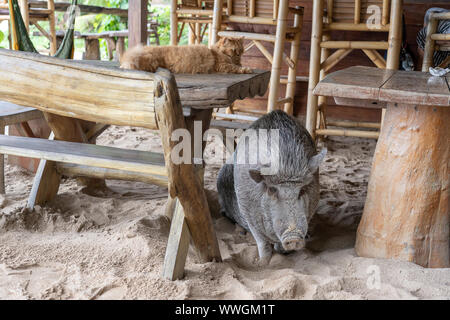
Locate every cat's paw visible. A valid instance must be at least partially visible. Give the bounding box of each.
[241,67,253,74]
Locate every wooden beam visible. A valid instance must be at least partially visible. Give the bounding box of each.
[128,0,148,48]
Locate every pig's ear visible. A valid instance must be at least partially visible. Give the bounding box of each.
[249,169,263,183]
[308,148,327,173]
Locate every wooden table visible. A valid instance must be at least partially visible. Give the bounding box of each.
[314,66,449,268]
[0,49,270,279]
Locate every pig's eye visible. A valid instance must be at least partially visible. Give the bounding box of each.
[298,189,306,198]
[268,186,278,197]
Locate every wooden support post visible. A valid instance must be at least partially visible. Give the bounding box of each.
[128,0,148,48]
[284,7,302,115]
[306,0,324,139]
[116,37,125,61]
[267,0,289,112]
[363,49,387,69]
[211,0,224,44]
[48,0,57,55]
[154,70,221,264]
[84,39,100,60]
[386,0,402,70]
[18,0,29,32]
[356,104,449,268]
[162,199,191,280]
[170,0,178,45]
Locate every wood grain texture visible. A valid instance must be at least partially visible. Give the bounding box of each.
[154,69,221,263]
[356,103,449,268]
[0,101,43,127]
[0,49,157,129]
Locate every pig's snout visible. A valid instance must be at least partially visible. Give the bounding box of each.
[281,231,306,251]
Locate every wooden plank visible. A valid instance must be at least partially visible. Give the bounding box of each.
[0,101,43,126]
[162,199,191,280]
[56,163,168,187]
[0,49,157,129]
[0,135,168,176]
[380,70,450,107]
[29,0,129,18]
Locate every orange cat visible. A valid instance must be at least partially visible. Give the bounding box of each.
[120,38,252,74]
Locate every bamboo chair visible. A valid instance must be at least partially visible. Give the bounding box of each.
[422,11,450,71]
[306,0,403,140]
[0,0,57,54]
[211,0,304,116]
[170,0,217,45]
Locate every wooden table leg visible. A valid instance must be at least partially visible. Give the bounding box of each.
[84,39,100,60]
[155,71,221,280]
[356,103,449,268]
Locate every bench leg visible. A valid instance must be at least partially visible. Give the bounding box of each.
[27,132,61,208]
[0,125,4,194]
[162,198,191,280]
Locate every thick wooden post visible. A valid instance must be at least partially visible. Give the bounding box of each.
[356,103,449,268]
[211,0,223,45]
[128,0,148,48]
[154,70,221,264]
[170,0,178,45]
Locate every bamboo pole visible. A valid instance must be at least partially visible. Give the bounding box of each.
[253,40,273,64]
[327,0,333,24]
[382,0,390,25]
[170,0,178,45]
[225,15,277,25]
[326,22,390,32]
[219,30,276,42]
[211,0,224,44]
[249,0,255,18]
[284,7,303,115]
[306,0,324,139]
[327,120,381,129]
[320,41,389,49]
[430,34,450,41]
[320,48,352,73]
[386,0,402,70]
[18,0,29,32]
[273,0,279,20]
[363,49,387,69]
[316,128,379,139]
[422,16,438,71]
[267,0,289,112]
[354,0,361,24]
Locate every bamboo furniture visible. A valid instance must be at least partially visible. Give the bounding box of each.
[0,49,269,279]
[305,0,404,140]
[315,66,449,268]
[422,11,450,71]
[0,101,43,194]
[0,0,57,54]
[211,0,304,116]
[170,0,216,45]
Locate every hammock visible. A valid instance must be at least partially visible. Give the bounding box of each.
[8,0,78,59]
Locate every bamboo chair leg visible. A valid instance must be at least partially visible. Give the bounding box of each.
[170,0,178,45]
[267,0,289,112]
[0,125,4,194]
[211,0,223,44]
[386,0,403,70]
[317,32,331,132]
[422,17,439,71]
[284,8,302,115]
[306,0,324,140]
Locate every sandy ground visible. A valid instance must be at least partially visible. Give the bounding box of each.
[0,125,449,300]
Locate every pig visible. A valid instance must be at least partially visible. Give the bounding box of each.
[217,110,326,263]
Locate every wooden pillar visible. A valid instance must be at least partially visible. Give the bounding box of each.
[356,103,449,268]
[422,15,438,71]
[306,0,324,139]
[211,0,224,45]
[128,0,148,49]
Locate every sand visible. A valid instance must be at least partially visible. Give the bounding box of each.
[0,125,449,300]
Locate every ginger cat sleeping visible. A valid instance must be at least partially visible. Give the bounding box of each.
[120,38,252,74]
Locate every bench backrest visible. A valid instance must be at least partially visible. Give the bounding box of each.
[0,49,163,130]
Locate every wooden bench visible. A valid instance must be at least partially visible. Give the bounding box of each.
[0,101,43,194]
[0,48,221,279]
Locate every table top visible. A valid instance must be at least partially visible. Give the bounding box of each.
[83,60,270,109]
[314,66,450,107]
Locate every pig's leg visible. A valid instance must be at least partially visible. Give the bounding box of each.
[274,242,290,254]
[249,224,272,264]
